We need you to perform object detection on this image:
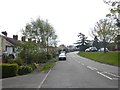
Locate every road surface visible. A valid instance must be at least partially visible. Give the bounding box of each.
[2,52,119,88]
[41,52,119,88]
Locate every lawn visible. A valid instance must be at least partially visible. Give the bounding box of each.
[79,51,119,67]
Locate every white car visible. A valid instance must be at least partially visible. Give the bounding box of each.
[85,47,97,52]
[98,48,109,52]
[59,53,66,60]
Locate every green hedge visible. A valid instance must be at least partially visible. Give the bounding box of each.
[18,66,33,75]
[7,58,23,66]
[1,64,18,78]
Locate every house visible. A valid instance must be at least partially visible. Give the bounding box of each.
[0,34,18,63]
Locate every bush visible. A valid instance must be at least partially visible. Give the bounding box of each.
[47,54,53,60]
[37,52,48,63]
[18,66,33,75]
[52,57,58,62]
[1,64,18,78]
[7,58,23,66]
[28,63,39,70]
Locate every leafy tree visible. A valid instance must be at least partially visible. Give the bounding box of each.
[115,35,120,50]
[92,19,118,52]
[76,33,90,51]
[18,17,58,64]
[104,0,120,50]
[104,0,120,28]
[93,36,99,50]
[16,41,38,64]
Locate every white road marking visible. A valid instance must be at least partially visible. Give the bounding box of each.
[87,66,95,70]
[38,69,52,88]
[97,71,113,80]
[81,63,84,66]
[112,78,118,80]
[103,72,120,77]
[87,66,98,71]
[74,59,80,63]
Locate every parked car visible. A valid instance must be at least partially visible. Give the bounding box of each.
[98,48,109,52]
[85,48,90,52]
[59,53,66,60]
[85,47,97,52]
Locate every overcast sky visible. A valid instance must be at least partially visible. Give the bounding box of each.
[0,0,110,46]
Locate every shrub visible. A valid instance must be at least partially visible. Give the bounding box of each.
[18,66,33,75]
[28,63,39,70]
[1,64,18,78]
[37,53,48,63]
[8,58,23,66]
[47,53,53,60]
[52,57,58,62]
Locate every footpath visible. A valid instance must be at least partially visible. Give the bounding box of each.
[2,67,50,89]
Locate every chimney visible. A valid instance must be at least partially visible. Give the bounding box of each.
[28,38,31,41]
[21,36,25,42]
[13,35,18,40]
[1,31,7,36]
[33,40,36,43]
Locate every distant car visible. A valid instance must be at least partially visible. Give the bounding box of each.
[85,48,90,52]
[85,47,97,52]
[59,53,66,60]
[98,48,109,52]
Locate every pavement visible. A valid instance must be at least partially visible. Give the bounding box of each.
[2,67,49,89]
[1,51,119,89]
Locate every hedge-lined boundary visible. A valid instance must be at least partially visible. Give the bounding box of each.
[18,66,33,75]
[1,64,18,78]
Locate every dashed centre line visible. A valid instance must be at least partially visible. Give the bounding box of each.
[87,66,97,71]
[97,71,113,80]
[81,63,85,66]
[74,59,118,81]
[103,72,120,77]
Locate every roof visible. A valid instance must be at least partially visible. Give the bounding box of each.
[2,35,19,45]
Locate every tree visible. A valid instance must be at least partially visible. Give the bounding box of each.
[92,36,99,50]
[17,41,38,64]
[18,17,58,64]
[92,19,118,52]
[76,33,90,51]
[104,0,120,28]
[104,0,120,51]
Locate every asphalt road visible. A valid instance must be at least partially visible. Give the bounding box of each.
[41,52,119,88]
[2,51,119,88]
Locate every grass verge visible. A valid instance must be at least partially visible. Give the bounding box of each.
[39,57,58,71]
[40,63,54,71]
[79,51,119,67]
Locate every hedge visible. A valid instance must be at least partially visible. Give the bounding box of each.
[18,66,33,75]
[1,64,18,78]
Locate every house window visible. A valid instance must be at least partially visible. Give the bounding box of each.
[5,46,7,51]
[13,48,15,52]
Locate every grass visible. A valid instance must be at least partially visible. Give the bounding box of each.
[40,62,54,71]
[79,51,119,67]
[52,57,59,62]
[39,57,58,71]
